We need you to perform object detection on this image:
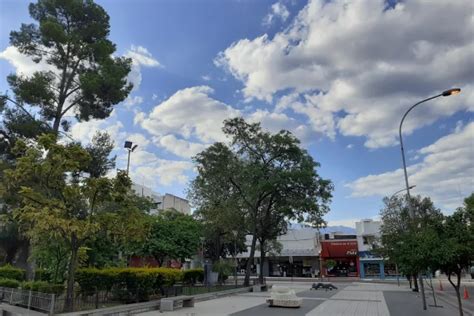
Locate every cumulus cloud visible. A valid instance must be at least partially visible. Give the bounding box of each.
[347,122,474,210]
[140,86,241,143]
[0,46,55,75]
[124,45,161,91]
[69,116,125,146]
[125,132,150,149]
[123,149,193,187]
[263,1,290,26]
[124,95,144,108]
[216,0,474,148]
[156,134,207,159]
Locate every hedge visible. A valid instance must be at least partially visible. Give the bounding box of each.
[0,265,25,281]
[183,269,204,285]
[0,278,21,288]
[21,281,64,295]
[76,267,183,302]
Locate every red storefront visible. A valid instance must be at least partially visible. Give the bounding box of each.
[321,240,359,277]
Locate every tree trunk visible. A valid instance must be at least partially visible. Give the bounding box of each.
[64,236,79,312]
[259,240,265,284]
[448,271,464,316]
[413,273,419,291]
[244,234,257,286]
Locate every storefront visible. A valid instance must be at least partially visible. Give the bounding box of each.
[321,240,359,277]
[359,251,400,279]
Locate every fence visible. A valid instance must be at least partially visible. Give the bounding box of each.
[0,286,55,314]
[0,279,258,315]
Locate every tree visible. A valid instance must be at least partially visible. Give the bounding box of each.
[190,118,333,285]
[379,195,444,291]
[4,134,148,312]
[131,210,202,267]
[436,194,474,316]
[84,131,116,178]
[4,0,132,133]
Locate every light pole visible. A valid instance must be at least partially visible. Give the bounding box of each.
[389,185,415,288]
[232,230,238,287]
[398,88,461,310]
[124,141,138,175]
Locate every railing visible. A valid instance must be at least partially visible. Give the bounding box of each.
[0,280,254,315]
[0,286,55,314]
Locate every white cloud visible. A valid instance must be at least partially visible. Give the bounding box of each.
[263,1,290,26]
[346,144,354,149]
[201,75,211,81]
[69,116,125,147]
[247,109,313,144]
[124,95,144,108]
[347,122,474,210]
[124,45,161,91]
[140,86,241,143]
[123,149,193,187]
[125,133,150,149]
[156,134,207,159]
[0,46,56,76]
[217,0,474,148]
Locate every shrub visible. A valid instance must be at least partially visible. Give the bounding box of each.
[183,269,204,285]
[21,281,64,295]
[0,265,25,281]
[76,267,183,302]
[212,261,233,283]
[34,269,51,282]
[0,278,20,288]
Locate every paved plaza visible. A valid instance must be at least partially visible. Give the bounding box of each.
[138,281,468,316]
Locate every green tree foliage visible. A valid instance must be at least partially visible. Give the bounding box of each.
[129,210,202,267]
[379,195,445,290]
[4,134,148,311]
[436,194,474,316]
[190,117,333,285]
[5,0,132,133]
[84,131,116,178]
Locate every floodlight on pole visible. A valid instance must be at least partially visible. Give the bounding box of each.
[398,87,460,310]
[124,141,138,175]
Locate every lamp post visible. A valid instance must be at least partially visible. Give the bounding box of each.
[232,230,238,287]
[398,88,461,310]
[124,141,138,175]
[389,186,415,287]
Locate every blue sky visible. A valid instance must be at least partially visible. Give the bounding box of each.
[1,0,473,227]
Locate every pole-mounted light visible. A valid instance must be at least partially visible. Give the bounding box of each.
[124,141,138,175]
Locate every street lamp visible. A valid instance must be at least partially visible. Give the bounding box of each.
[398,88,461,310]
[390,185,416,199]
[232,230,238,287]
[124,141,138,175]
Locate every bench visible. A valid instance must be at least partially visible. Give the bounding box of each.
[252,284,268,292]
[160,295,195,312]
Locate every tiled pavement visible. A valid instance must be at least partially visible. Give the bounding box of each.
[138,282,462,316]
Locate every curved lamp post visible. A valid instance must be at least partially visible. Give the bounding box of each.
[398,88,461,310]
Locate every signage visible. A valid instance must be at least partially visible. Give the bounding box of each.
[321,240,358,258]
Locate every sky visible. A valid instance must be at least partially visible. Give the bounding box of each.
[1,0,473,227]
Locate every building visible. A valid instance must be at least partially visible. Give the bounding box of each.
[356,219,397,279]
[237,228,322,277]
[320,232,359,277]
[131,183,191,215]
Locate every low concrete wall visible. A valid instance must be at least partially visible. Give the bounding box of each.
[0,303,46,316]
[59,286,254,316]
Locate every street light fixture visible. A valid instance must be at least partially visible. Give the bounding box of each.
[398,88,461,310]
[124,141,138,175]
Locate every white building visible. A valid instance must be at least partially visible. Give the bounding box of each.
[356,219,381,252]
[131,183,191,215]
[237,228,321,277]
[355,219,397,279]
